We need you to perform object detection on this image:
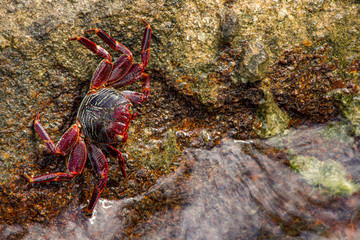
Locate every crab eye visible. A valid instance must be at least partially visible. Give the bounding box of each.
[116,134,125,142]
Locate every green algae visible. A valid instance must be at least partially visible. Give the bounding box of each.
[290,155,360,196]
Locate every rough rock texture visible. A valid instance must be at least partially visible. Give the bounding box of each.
[0,0,359,229]
[235,41,269,84]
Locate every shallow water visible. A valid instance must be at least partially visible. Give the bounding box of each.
[2,121,360,239]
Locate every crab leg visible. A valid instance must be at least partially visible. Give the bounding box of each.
[34,115,80,156]
[85,19,151,68]
[24,137,87,183]
[109,62,151,99]
[89,20,151,85]
[102,145,127,178]
[69,37,112,62]
[85,29,133,58]
[90,59,113,89]
[85,142,109,213]
[107,55,133,84]
[120,73,150,104]
[141,19,152,68]
[85,28,135,84]
[110,63,142,88]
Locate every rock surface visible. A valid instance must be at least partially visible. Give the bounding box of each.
[0,0,359,231]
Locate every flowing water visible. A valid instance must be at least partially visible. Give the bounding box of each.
[2,121,360,239]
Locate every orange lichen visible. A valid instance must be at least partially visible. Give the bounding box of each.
[302,40,312,47]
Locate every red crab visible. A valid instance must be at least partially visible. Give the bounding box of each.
[24,20,152,213]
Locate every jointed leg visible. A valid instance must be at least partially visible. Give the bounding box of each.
[84,19,151,68]
[84,27,138,84]
[85,142,109,213]
[110,63,142,88]
[141,19,151,68]
[90,59,113,89]
[70,35,116,89]
[24,137,87,183]
[121,73,150,104]
[102,145,127,178]
[69,36,112,62]
[85,29,133,58]
[34,115,80,156]
[94,20,151,85]
[107,55,133,84]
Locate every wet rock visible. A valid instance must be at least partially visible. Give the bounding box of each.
[267,121,360,195]
[4,135,359,239]
[290,155,360,195]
